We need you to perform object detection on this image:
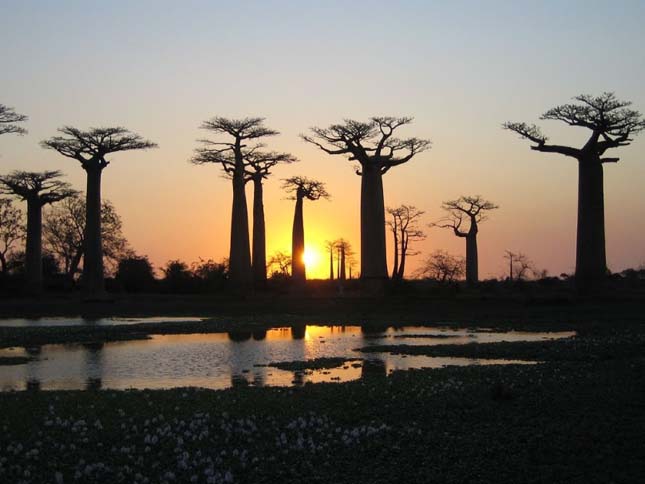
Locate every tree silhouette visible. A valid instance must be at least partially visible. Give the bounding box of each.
[267,251,291,279]
[0,198,24,275]
[0,171,76,292]
[504,250,535,281]
[244,149,297,286]
[432,196,498,285]
[43,194,130,281]
[334,238,354,281]
[0,105,27,136]
[416,250,465,283]
[192,117,279,287]
[386,205,425,280]
[303,117,430,281]
[504,93,645,290]
[282,176,329,282]
[41,127,156,298]
[324,240,336,280]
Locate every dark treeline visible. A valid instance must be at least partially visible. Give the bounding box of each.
[0,92,644,298]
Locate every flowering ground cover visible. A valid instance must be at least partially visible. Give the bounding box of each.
[0,324,643,483]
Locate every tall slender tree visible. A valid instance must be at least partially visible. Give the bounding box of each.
[282,176,329,282]
[325,240,336,280]
[432,196,498,285]
[0,171,76,292]
[303,117,430,281]
[504,93,645,290]
[334,238,354,281]
[0,105,27,136]
[41,127,157,298]
[192,118,279,287]
[386,205,425,280]
[244,149,297,286]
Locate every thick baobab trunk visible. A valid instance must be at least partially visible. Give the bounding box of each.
[340,245,346,280]
[360,167,388,280]
[465,234,478,285]
[291,196,305,282]
[251,178,267,286]
[25,199,43,293]
[575,159,606,290]
[83,168,105,298]
[329,247,334,280]
[229,171,252,286]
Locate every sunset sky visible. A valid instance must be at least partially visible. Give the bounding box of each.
[1,0,644,279]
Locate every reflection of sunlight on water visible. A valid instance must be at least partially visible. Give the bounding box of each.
[0,325,572,392]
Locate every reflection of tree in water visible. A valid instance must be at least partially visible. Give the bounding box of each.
[291,370,305,386]
[361,324,389,340]
[81,316,101,325]
[290,325,306,340]
[361,358,387,379]
[26,378,41,391]
[231,374,250,387]
[252,369,266,387]
[25,346,42,356]
[252,329,267,341]
[228,331,252,342]
[83,342,104,390]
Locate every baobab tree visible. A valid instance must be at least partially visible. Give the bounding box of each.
[244,149,297,285]
[41,127,157,298]
[303,117,430,281]
[0,198,24,275]
[386,204,425,281]
[334,238,354,281]
[0,104,27,136]
[432,196,498,285]
[192,117,280,286]
[0,171,76,292]
[504,93,645,290]
[325,240,336,280]
[282,176,329,282]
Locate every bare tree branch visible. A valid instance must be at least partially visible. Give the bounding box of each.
[0,105,28,136]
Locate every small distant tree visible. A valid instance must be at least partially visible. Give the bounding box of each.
[42,127,157,298]
[334,238,355,281]
[504,93,645,291]
[191,258,228,292]
[0,105,28,136]
[282,176,329,282]
[303,117,430,280]
[162,259,194,293]
[504,250,536,281]
[416,250,465,283]
[0,171,76,292]
[324,240,336,280]
[116,255,155,293]
[267,251,291,279]
[432,196,498,285]
[0,198,24,275]
[387,205,425,281]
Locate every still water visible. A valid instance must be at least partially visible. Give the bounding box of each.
[0,325,575,391]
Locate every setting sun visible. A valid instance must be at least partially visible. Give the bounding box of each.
[302,248,319,270]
